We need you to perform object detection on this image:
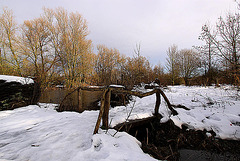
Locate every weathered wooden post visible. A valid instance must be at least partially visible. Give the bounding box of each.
[93,88,108,134]
[158,88,178,116]
[154,89,161,115]
[102,88,111,129]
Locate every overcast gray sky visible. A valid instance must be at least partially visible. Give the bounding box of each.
[0,0,238,65]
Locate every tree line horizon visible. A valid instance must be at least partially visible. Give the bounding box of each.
[0,7,239,89]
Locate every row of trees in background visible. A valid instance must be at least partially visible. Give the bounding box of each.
[0,7,162,89]
[94,44,154,87]
[1,7,240,89]
[166,12,240,86]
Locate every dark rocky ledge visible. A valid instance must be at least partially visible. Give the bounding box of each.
[0,78,40,111]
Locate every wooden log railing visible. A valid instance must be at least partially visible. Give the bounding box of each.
[57,85,177,134]
[93,88,109,134]
[93,87,177,134]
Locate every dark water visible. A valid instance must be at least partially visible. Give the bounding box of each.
[115,118,240,161]
[179,149,240,161]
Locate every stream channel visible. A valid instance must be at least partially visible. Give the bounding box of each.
[114,117,240,161]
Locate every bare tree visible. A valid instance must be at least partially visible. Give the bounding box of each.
[202,13,240,84]
[197,23,218,85]
[178,49,200,86]
[153,63,165,85]
[21,16,56,87]
[95,45,121,85]
[43,8,93,87]
[133,43,147,84]
[166,44,180,85]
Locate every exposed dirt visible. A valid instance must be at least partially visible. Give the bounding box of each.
[114,117,240,161]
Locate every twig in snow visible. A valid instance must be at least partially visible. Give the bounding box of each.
[105,118,113,134]
[113,99,136,137]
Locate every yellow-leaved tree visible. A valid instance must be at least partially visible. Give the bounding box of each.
[43,8,94,88]
[0,7,22,76]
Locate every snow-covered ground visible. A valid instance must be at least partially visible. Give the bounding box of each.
[110,85,240,140]
[0,85,240,161]
[0,75,34,84]
[0,104,155,161]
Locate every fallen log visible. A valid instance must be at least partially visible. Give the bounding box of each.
[112,88,178,116]
[113,116,157,132]
[172,104,190,110]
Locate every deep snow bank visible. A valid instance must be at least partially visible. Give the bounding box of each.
[0,104,156,161]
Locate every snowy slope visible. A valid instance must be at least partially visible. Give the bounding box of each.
[0,104,156,161]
